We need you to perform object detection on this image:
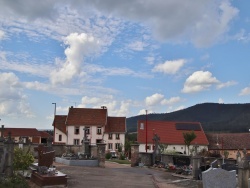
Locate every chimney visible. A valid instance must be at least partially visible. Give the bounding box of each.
[101,106,107,109]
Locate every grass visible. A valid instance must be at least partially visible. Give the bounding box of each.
[108,159,131,165]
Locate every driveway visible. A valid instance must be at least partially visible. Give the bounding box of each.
[53,161,201,188]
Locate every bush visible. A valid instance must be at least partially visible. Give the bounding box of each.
[105,152,112,159]
[0,175,29,188]
[13,147,34,171]
[119,153,126,160]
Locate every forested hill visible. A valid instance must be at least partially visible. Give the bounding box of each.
[126,103,250,133]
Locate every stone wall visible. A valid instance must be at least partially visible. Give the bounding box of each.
[139,152,152,166]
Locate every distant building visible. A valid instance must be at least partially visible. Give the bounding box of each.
[0,128,52,144]
[52,106,126,152]
[206,133,250,159]
[137,121,209,154]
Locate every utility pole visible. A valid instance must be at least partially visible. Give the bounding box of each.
[52,103,56,144]
[146,110,148,153]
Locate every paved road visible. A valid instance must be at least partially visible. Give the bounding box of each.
[54,161,200,188]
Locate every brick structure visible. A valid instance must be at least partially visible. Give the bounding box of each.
[131,144,140,167]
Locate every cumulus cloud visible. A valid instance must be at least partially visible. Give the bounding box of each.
[161,97,181,105]
[0,72,32,116]
[81,0,238,47]
[50,33,100,84]
[152,59,186,74]
[145,93,164,106]
[138,109,153,115]
[79,95,131,116]
[239,86,250,96]
[182,71,219,93]
[127,41,148,51]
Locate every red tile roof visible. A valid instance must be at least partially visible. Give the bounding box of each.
[206,133,250,150]
[2,128,41,137]
[66,107,107,126]
[105,117,126,133]
[38,131,52,138]
[137,121,209,145]
[53,115,67,134]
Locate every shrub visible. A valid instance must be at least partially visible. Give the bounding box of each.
[13,147,34,171]
[119,153,126,160]
[0,175,29,188]
[105,152,112,159]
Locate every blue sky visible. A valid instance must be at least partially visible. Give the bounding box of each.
[0,0,250,129]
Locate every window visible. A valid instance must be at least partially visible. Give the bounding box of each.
[145,145,150,150]
[85,127,90,134]
[97,127,102,135]
[74,127,79,134]
[153,145,155,150]
[181,147,183,149]
[58,134,62,141]
[115,143,120,150]
[74,139,80,145]
[173,147,175,150]
[96,139,102,144]
[140,123,144,129]
[108,143,113,150]
[108,133,112,140]
[116,134,120,140]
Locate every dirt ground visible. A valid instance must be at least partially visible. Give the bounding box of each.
[27,161,203,188]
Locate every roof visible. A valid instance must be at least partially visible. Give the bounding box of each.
[206,133,250,150]
[137,121,209,145]
[105,116,126,133]
[66,107,107,126]
[2,128,41,137]
[39,131,52,138]
[53,115,67,134]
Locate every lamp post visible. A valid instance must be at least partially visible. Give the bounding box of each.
[52,103,56,144]
[146,110,148,153]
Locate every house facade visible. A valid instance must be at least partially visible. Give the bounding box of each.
[137,121,209,154]
[53,106,126,152]
[0,128,52,144]
[206,133,250,159]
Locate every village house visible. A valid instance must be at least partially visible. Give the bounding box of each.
[0,127,52,144]
[137,121,209,154]
[52,106,126,152]
[206,133,250,159]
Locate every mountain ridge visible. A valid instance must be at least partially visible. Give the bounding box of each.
[126,103,250,133]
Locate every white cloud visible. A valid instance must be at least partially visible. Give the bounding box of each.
[79,95,131,116]
[161,97,181,105]
[216,81,237,89]
[81,0,238,47]
[127,41,147,51]
[182,71,219,93]
[152,59,186,74]
[50,33,100,85]
[145,93,164,106]
[239,86,250,96]
[138,109,153,115]
[145,56,155,65]
[0,72,33,117]
[0,30,5,40]
[218,98,224,103]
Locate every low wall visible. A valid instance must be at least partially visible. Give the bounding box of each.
[55,157,98,167]
[139,152,152,166]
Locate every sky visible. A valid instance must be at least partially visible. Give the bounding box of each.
[0,0,250,129]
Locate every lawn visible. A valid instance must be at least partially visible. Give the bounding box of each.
[108,159,131,165]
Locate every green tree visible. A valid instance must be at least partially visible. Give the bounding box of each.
[13,147,34,171]
[183,131,197,155]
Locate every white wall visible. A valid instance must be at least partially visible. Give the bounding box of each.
[139,143,208,154]
[103,133,125,151]
[54,128,67,143]
[67,125,104,145]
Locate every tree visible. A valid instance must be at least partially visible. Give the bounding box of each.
[183,131,197,155]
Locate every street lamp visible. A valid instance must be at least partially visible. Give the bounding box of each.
[146,110,148,153]
[52,103,56,144]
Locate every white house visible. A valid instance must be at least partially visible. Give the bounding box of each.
[137,120,209,154]
[53,106,126,152]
